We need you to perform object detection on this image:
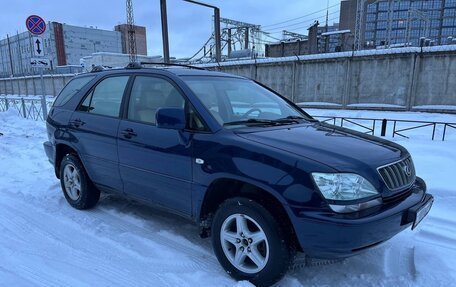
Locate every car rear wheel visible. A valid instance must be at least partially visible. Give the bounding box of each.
[60,154,100,210]
[212,197,293,287]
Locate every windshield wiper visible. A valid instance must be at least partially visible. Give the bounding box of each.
[224,116,312,127]
[223,119,277,127]
[273,116,306,123]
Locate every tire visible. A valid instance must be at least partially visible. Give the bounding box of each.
[59,154,100,210]
[212,197,293,287]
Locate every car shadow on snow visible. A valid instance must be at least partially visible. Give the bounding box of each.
[95,193,215,254]
[90,194,421,287]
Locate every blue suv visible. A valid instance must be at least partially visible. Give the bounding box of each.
[44,64,433,286]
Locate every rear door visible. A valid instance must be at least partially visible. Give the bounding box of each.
[117,75,194,216]
[69,75,130,192]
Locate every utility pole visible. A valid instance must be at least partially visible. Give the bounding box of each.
[6,34,14,76]
[214,7,221,62]
[160,0,170,63]
[16,31,24,75]
[244,28,249,50]
[227,29,232,57]
[325,0,329,52]
[354,0,365,51]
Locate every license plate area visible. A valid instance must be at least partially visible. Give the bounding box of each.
[412,197,433,230]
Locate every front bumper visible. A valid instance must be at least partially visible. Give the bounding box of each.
[292,178,433,259]
[43,141,55,166]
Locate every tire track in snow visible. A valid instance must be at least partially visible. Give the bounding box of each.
[414,215,456,250]
[0,201,211,287]
[0,192,230,287]
[0,202,142,287]
[70,204,219,268]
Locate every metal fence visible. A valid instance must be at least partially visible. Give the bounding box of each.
[0,100,455,141]
[0,96,53,121]
[314,116,456,141]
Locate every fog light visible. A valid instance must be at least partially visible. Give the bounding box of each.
[329,198,383,213]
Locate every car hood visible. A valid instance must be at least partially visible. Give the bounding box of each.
[235,122,408,171]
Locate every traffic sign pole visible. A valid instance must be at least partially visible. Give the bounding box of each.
[40,68,47,118]
[26,14,48,102]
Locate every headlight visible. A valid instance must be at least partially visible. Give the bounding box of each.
[312,173,381,213]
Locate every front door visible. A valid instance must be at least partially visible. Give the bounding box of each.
[118,75,193,216]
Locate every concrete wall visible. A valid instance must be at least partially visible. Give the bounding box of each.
[1,49,456,114]
[0,74,73,97]
[208,49,456,113]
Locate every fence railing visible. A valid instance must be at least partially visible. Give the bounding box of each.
[0,96,53,121]
[314,116,456,141]
[0,101,455,141]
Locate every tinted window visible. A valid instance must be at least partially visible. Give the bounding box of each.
[79,76,129,117]
[53,76,95,107]
[127,76,185,124]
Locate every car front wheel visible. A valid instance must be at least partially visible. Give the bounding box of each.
[212,197,293,287]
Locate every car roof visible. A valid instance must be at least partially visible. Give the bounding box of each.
[75,66,247,80]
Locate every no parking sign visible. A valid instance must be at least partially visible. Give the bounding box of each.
[26,15,46,35]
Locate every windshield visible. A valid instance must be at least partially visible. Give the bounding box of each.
[183,76,312,128]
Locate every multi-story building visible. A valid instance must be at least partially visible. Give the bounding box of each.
[364,0,456,47]
[0,22,148,77]
[340,0,456,49]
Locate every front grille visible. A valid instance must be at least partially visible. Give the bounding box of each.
[378,157,416,191]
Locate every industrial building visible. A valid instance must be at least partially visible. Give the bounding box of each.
[0,22,147,77]
[80,52,161,72]
[265,22,350,57]
[115,24,148,56]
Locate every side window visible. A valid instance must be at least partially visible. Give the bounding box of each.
[79,76,129,117]
[127,76,186,124]
[53,75,95,107]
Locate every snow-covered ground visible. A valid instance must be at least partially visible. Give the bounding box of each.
[0,108,455,287]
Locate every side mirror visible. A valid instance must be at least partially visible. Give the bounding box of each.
[156,108,186,130]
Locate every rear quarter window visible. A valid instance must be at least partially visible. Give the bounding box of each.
[53,75,96,107]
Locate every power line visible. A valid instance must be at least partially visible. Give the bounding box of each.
[262,2,340,28]
[285,15,341,34]
[263,10,340,32]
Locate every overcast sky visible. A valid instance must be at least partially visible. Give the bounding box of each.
[1,0,341,58]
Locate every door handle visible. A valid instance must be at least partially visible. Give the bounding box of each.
[69,119,85,128]
[121,128,137,139]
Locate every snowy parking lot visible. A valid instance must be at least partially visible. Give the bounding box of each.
[1,108,455,287]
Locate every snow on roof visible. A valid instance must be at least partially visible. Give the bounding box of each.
[321,29,351,36]
[197,45,456,68]
[267,38,309,46]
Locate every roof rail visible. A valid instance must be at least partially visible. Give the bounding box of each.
[90,65,115,73]
[90,65,105,73]
[139,62,206,71]
[126,62,142,69]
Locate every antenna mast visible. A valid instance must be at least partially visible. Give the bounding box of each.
[126,0,137,63]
